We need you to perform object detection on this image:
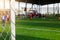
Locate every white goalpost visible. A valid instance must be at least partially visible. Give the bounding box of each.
[10,0,15,40]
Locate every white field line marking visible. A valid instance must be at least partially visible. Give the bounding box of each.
[16,27,60,32]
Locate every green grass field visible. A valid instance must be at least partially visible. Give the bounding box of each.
[0,16,60,40]
[16,18,60,40]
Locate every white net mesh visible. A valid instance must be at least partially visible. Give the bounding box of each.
[0,22,11,40]
[0,0,15,40]
[0,9,11,40]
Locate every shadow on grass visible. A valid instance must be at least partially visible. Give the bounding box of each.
[16,35,50,40]
[16,21,60,28]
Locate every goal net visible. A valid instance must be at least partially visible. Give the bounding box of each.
[0,0,15,40]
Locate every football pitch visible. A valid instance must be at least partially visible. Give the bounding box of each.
[0,17,60,40]
[16,18,60,40]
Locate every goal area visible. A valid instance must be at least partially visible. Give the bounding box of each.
[0,0,15,40]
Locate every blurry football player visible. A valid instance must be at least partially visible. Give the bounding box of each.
[2,13,6,28]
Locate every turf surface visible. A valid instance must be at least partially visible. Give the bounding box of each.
[0,17,60,40]
[16,18,60,40]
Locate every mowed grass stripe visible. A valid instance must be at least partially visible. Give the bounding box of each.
[16,20,60,30]
[16,27,60,32]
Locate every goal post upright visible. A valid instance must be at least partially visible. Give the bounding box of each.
[10,0,15,40]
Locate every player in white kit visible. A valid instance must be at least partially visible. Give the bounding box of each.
[2,14,6,28]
